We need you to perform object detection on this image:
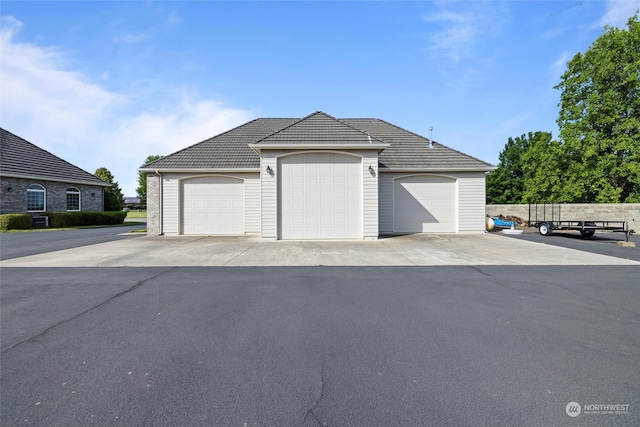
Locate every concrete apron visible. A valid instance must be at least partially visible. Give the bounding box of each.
[1,233,639,267]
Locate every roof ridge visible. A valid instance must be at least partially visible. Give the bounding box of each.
[254,111,386,145]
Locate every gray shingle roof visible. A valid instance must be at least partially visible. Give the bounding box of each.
[0,128,110,186]
[142,111,493,171]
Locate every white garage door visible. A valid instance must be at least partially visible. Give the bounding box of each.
[279,153,362,239]
[182,176,244,235]
[394,175,457,233]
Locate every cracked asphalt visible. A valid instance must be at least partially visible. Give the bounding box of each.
[1,230,639,426]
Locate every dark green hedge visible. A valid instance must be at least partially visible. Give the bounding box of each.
[0,214,33,230]
[43,211,127,228]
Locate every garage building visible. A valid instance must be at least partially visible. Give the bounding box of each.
[141,111,494,239]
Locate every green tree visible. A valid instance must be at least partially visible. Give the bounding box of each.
[136,155,162,206]
[520,133,573,203]
[554,13,640,202]
[487,133,547,203]
[94,167,124,211]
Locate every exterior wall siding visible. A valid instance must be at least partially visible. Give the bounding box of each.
[0,176,104,214]
[260,151,280,239]
[361,151,379,239]
[162,174,180,234]
[457,172,486,233]
[244,175,261,234]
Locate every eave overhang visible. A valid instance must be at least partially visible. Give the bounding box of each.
[138,167,259,173]
[379,166,496,173]
[0,172,111,187]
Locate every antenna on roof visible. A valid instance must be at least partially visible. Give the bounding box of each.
[428,126,434,148]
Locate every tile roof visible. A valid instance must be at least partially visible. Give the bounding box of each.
[0,128,110,186]
[343,118,493,170]
[143,118,295,169]
[142,111,494,171]
[254,111,385,145]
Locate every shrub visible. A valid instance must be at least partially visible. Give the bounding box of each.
[0,214,33,230]
[43,211,127,227]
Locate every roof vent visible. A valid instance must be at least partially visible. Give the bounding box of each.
[428,126,434,148]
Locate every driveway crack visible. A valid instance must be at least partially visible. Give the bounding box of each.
[222,242,259,266]
[300,363,326,426]
[1,267,176,354]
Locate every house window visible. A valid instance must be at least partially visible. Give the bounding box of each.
[66,187,81,211]
[27,184,46,211]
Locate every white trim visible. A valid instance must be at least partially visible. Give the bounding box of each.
[275,149,365,160]
[381,167,495,173]
[391,173,458,234]
[140,167,258,173]
[66,187,81,211]
[392,172,458,181]
[276,151,364,240]
[27,183,46,212]
[178,174,246,235]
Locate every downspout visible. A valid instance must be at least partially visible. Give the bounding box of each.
[155,170,163,235]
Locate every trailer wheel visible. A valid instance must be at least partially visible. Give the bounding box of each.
[539,222,552,236]
[580,222,596,238]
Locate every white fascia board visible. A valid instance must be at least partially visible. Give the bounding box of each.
[380,166,496,173]
[0,172,111,187]
[248,143,390,153]
[138,167,259,173]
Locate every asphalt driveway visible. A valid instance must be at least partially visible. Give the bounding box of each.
[2,265,638,426]
[1,228,638,426]
[499,229,640,262]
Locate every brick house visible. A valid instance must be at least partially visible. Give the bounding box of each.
[0,128,110,215]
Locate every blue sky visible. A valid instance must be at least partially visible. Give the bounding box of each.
[1,1,638,196]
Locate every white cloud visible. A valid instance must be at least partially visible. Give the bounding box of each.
[0,16,122,147]
[109,99,253,193]
[0,16,253,196]
[423,1,509,62]
[599,0,639,28]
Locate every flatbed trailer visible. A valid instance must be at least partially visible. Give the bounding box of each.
[527,203,635,242]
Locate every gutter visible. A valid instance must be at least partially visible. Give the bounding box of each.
[0,172,111,187]
[378,166,496,173]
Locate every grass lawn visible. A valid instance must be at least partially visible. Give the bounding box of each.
[125,210,147,219]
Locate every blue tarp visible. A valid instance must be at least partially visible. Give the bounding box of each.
[492,218,514,227]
